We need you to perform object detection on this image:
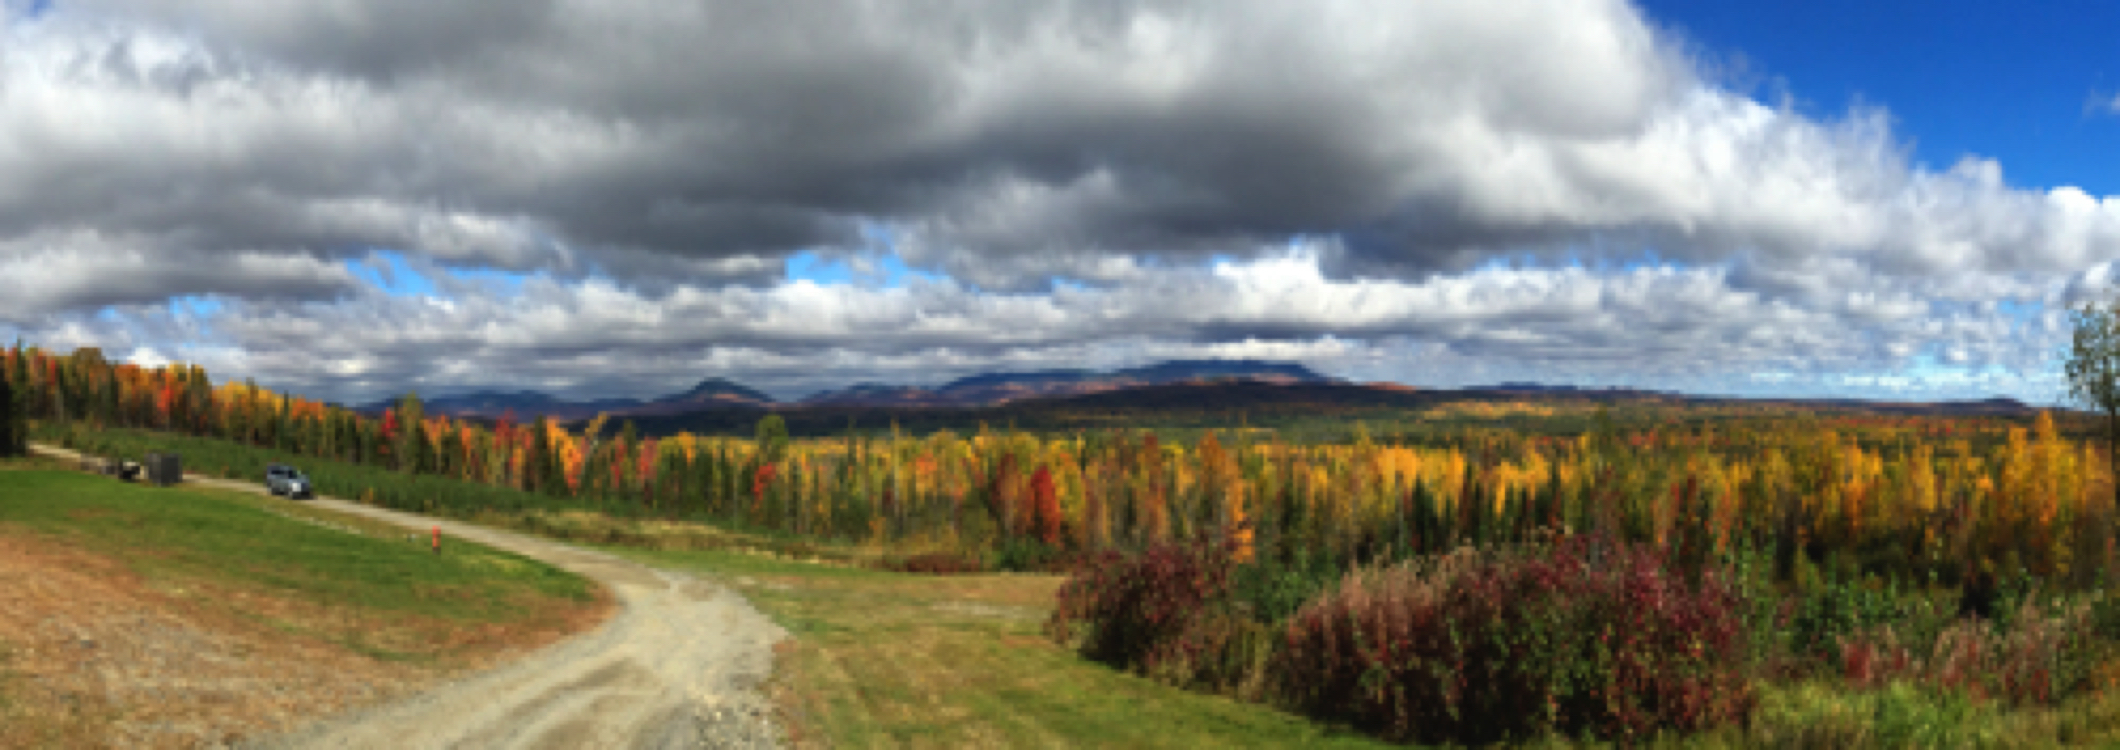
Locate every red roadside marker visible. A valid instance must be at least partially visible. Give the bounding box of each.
[432,526,441,554]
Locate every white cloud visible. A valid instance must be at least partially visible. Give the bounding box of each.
[0,0,2113,404]
[0,249,2077,405]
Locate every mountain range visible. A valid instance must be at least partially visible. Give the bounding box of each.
[360,358,2047,429]
[363,359,1336,420]
[362,377,775,421]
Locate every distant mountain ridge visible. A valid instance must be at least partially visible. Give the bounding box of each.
[798,359,1334,407]
[361,377,774,420]
[362,359,1332,420]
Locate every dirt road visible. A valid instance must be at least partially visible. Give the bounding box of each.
[30,444,788,749]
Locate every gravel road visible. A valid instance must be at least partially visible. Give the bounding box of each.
[30,444,789,749]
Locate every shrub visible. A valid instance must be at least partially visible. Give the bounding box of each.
[1047,535,1241,674]
[1273,535,1756,744]
[1778,572,1931,663]
[1228,546,1352,625]
[990,537,1069,573]
[1840,598,2106,706]
[877,551,987,575]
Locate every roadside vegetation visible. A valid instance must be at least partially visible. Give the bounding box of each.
[0,453,608,747]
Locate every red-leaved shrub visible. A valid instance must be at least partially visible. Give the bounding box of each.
[1840,599,2100,705]
[1274,535,1755,744]
[1047,536,1240,674]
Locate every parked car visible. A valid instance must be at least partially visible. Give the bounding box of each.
[265,463,313,499]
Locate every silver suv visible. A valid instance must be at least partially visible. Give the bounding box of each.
[265,463,313,499]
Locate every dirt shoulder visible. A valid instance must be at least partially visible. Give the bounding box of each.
[22,444,788,749]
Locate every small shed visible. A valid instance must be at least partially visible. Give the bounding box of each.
[143,452,182,487]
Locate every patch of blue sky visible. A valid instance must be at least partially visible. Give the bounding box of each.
[439,264,532,294]
[783,248,945,288]
[345,248,535,299]
[1995,298,2043,328]
[1497,243,1701,274]
[164,295,226,339]
[167,295,225,318]
[785,218,955,288]
[347,250,439,298]
[1901,354,2004,385]
[784,250,855,285]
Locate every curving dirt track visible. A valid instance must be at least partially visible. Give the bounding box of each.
[29,444,788,749]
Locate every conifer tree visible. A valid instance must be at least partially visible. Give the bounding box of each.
[755,414,789,464]
[0,374,20,457]
[525,416,550,494]
[618,420,639,498]
[394,392,425,474]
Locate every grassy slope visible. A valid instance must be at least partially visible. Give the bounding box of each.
[610,546,1389,749]
[0,455,610,745]
[0,461,599,651]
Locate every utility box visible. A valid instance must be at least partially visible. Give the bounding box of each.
[144,452,182,487]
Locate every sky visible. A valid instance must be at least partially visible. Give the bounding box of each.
[1,0,2117,406]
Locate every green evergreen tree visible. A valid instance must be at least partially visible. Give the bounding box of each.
[395,391,425,474]
[439,424,462,479]
[187,367,211,435]
[756,414,789,464]
[526,416,552,495]
[0,375,21,457]
[617,420,639,499]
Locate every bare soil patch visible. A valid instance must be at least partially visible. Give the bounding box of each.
[0,453,616,748]
[0,532,452,748]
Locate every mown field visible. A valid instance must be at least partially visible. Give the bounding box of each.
[0,454,609,748]
[609,545,1395,749]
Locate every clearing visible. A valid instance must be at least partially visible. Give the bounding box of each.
[11,445,787,749]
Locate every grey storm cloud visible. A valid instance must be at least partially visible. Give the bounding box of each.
[0,0,2111,405]
[17,0,2112,295]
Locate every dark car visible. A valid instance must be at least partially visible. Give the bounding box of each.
[265,463,314,499]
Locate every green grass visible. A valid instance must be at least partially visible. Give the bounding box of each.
[605,545,1391,749]
[36,422,581,520]
[0,457,599,659]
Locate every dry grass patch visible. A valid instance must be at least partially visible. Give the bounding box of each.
[0,462,612,748]
[0,532,425,748]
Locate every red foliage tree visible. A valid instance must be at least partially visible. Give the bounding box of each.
[378,407,399,457]
[752,462,777,500]
[1031,465,1063,546]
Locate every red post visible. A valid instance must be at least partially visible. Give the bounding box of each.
[432,526,440,555]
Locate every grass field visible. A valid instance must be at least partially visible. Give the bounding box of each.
[0,455,611,747]
[605,544,1390,749]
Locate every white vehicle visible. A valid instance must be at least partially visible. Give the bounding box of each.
[265,463,313,499]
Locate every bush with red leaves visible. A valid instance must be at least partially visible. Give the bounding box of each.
[1275,535,1756,745]
[1046,535,1241,674]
